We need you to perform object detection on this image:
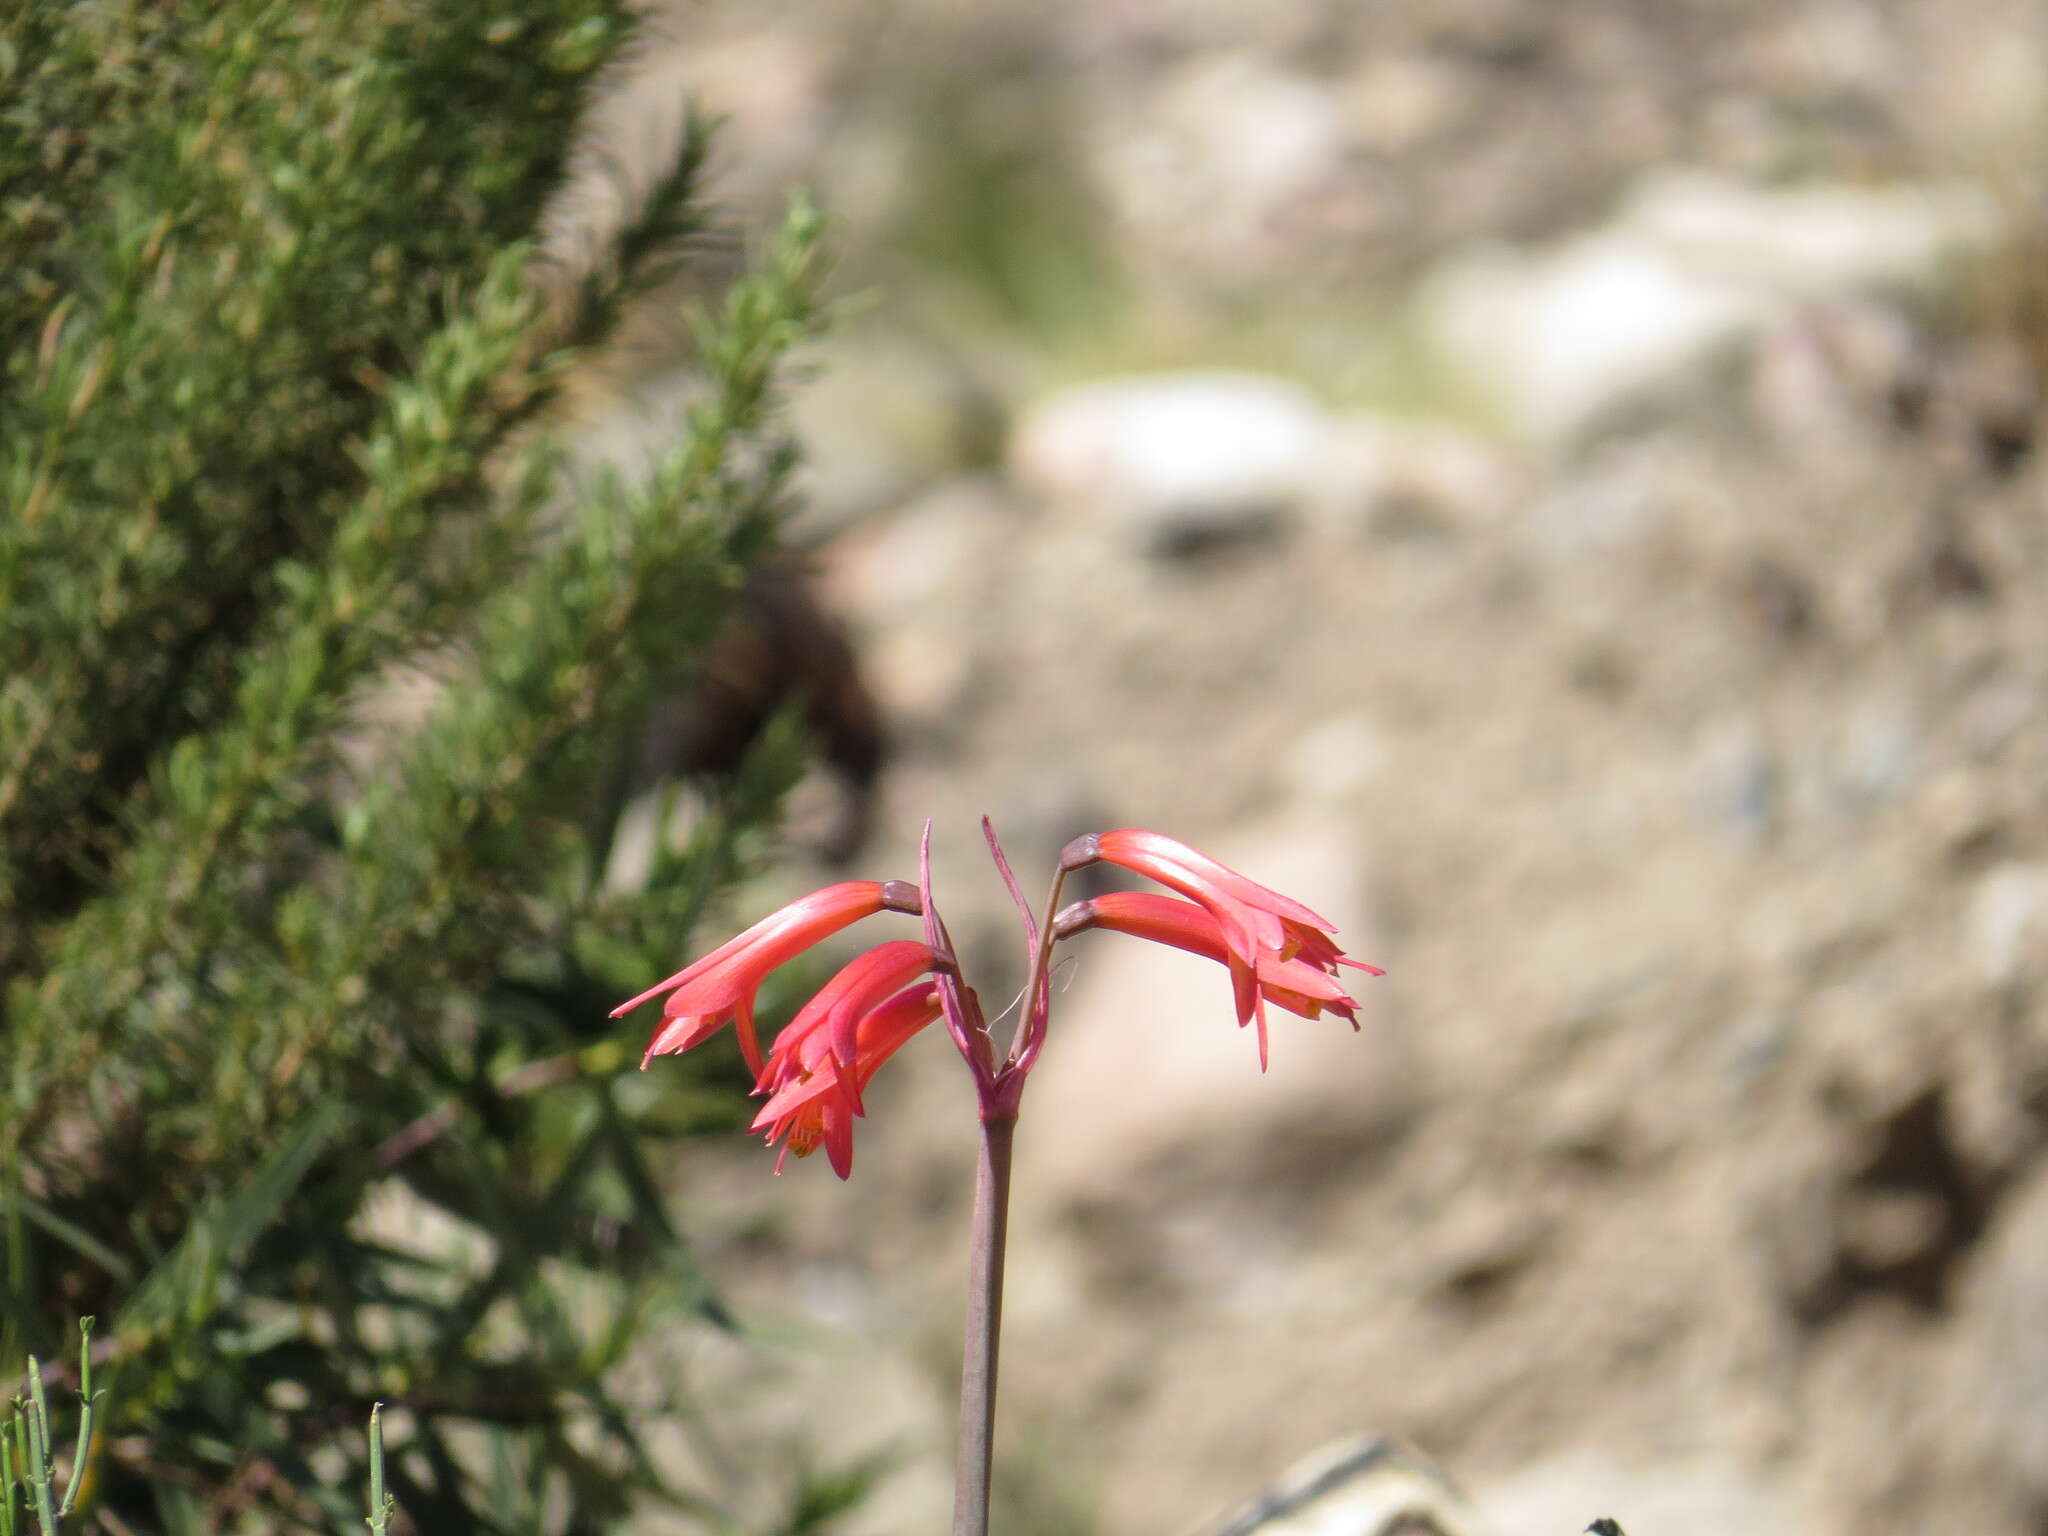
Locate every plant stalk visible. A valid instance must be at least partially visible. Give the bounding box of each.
[951,1112,1016,1536]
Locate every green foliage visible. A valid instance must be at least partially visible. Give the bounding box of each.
[3,1321,102,1536]
[2,3,841,1530]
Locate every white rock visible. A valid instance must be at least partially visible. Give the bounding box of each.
[1422,170,1996,447]
[1423,231,1767,447]
[1969,862,2048,987]
[1008,371,1333,554]
[1627,170,1995,299]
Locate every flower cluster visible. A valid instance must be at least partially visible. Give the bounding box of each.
[612,826,1379,1176]
[1056,829,1383,1068]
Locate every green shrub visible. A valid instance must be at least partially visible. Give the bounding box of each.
[2,3,828,1528]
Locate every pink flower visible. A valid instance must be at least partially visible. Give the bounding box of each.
[1060,830,1381,1066]
[751,979,945,1177]
[610,879,917,1074]
[620,822,1378,1175]
[751,939,939,1112]
[1057,892,1380,1062]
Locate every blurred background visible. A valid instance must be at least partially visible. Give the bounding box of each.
[589,1,2048,1533]
[13,0,2048,1532]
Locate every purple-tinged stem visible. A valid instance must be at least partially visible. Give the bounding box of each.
[951,1111,1016,1536]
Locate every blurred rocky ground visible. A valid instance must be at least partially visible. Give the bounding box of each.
[567,2,2048,1532]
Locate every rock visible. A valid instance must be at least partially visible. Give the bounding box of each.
[1422,170,1995,448]
[1314,416,1524,539]
[1968,862,2048,987]
[1192,1438,1491,1536]
[1747,302,1931,454]
[1625,171,1994,300]
[1008,371,1333,557]
[1423,230,1768,447]
[1957,1165,2048,1504]
[1473,1448,1793,1536]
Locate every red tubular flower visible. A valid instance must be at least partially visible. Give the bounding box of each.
[752,980,945,1177]
[1059,830,1382,1067]
[1071,829,1341,961]
[621,821,1377,1180]
[1057,892,1382,1063]
[610,879,917,1074]
[751,939,939,1115]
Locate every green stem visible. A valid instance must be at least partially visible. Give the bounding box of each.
[950,1114,1016,1536]
[367,1402,391,1536]
[22,1360,54,1536]
[3,1415,19,1536]
[57,1319,93,1520]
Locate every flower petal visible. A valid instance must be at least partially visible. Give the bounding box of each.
[1056,890,1373,1067]
[1077,830,1346,980]
[621,882,908,1073]
[756,940,936,1116]
[752,981,943,1178]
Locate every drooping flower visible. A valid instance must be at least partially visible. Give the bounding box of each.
[1067,829,1342,962]
[1055,891,1381,1062]
[1059,830,1380,1066]
[751,939,939,1114]
[610,879,918,1074]
[752,979,945,1177]
[621,822,1378,1176]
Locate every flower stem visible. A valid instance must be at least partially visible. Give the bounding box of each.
[951,1111,1016,1536]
